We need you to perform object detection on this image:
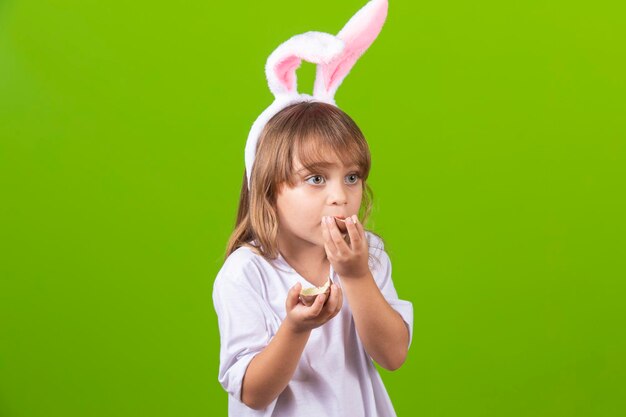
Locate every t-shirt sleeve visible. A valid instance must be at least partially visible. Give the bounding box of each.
[368,237,414,350]
[212,273,273,403]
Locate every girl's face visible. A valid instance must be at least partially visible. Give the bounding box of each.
[275,154,363,249]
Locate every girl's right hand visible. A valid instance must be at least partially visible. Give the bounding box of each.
[284,282,343,334]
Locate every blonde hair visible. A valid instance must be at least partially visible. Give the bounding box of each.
[225,101,384,266]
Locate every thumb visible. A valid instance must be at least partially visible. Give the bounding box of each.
[286,282,302,310]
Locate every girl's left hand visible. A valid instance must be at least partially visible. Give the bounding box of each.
[322,215,370,280]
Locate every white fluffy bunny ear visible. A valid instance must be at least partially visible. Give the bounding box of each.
[266,31,345,98]
[313,0,388,102]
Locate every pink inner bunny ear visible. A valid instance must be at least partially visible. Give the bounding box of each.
[275,56,302,94]
[266,32,345,97]
[313,0,388,101]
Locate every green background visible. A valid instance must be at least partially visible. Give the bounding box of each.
[1,0,625,416]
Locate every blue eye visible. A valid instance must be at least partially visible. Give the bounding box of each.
[306,175,325,185]
[346,174,360,184]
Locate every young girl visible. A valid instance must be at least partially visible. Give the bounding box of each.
[213,1,413,416]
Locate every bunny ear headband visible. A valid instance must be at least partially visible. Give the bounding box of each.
[244,0,389,190]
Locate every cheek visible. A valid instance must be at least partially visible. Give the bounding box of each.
[276,194,319,225]
[274,198,287,219]
[352,188,364,207]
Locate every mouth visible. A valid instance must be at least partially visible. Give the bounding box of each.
[332,217,348,234]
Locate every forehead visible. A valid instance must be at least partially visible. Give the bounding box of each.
[292,157,358,173]
[286,132,366,183]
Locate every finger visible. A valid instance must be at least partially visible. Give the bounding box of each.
[345,216,361,248]
[286,282,302,310]
[323,217,338,253]
[323,242,333,259]
[352,216,367,249]
[320,216,331,244]
[323,285,339,314]
[309,292,327,317]
[326,285,343,320]
[334,285,343,315]
[327,217,350,253]
[332,284,343,314]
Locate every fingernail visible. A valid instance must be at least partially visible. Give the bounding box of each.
[346,217,353,224]
[352,215,358,223]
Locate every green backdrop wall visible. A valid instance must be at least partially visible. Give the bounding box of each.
[1,0,625,416]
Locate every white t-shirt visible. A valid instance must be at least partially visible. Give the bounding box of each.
[213,231,413,417]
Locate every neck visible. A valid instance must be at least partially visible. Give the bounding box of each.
[277,234,329,284]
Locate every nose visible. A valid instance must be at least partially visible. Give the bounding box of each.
[327,179,349,206]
